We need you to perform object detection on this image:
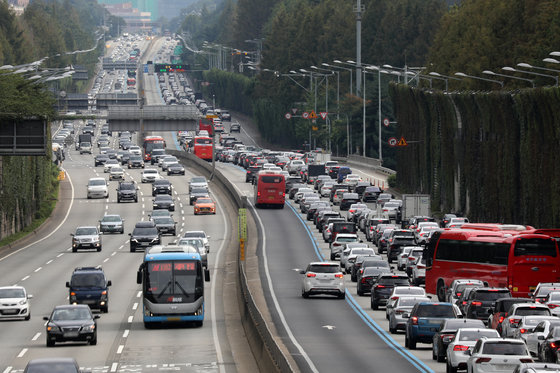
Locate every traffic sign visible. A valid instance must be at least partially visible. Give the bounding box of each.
[388,137,398,147]
[312,126,318,131]
[291,108,298,114]
[383,118,390,127]
[285,113,292,120]
[320,112,328,120]
[397,137,408,146]
[302,112,309,119]
[309,110,318,119]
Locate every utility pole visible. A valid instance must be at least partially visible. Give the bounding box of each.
[354,0,364,96]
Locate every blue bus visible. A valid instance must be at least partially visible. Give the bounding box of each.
[137,245,210,328]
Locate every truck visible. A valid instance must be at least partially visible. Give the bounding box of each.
[307,164,326,184]
[77,134,93,151]
[400,194,431,226]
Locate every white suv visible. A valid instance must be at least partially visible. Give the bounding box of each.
[301,262,345,299]
[466,338,532,373]
[87,177,108,199]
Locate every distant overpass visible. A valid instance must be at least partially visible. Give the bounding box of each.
[107,105,199,132]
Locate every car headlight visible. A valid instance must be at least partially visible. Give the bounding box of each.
[47,324,60,332]
[150,237,159,243]
[82,324,95,332]
[131,238,139,243]
[19,299,27,305]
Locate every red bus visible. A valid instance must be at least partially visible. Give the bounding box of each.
[425,228,560,300]
[142,136,166,162]
[254,172,286,208]
[127,78,136,87]
[193,136,213,161]
[199,117,214,136]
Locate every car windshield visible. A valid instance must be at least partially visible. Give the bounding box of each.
[153,217,173,224]
[52,308,91,321]
[133,228,158,235]
[308,264,341,273]
[89,180,105,186]
[120,183,134,190]
[523,317,549,327]
[516,308,550,316]
[191,188,207,194]
[337,237,357,242]
[185,232,205,238]
[196,198,213,204]
[455,284,481,295]
[155,196,172,201]
[71,274,105,287]
[378,277,410,286]
[481,342,526,355]
[75,227,97,235]
[398,297,430,307]
[144,169,158,174]
[191,177,206,183]
[0,288,25,298]
[178,239,203,249]
[474,291,510,302]
[395,287,425,295]
[458,330,499,341]
[102,216,121,222]
[416,304,455,318]
[351,249,374,256]
[364,260,390,268]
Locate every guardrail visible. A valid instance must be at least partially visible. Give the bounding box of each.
[332,154,396,176]
[169,150,296,373]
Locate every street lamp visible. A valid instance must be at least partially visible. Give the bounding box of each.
[428,72,462,91]
[502,66,555,86]
[312,65,339,117]
[454,72,504,87]
[482,70,534,87]
[324,62,353,96]
[515,63,559,87]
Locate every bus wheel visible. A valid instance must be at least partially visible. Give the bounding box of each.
[194,321,203,327]
[437,280,446,302]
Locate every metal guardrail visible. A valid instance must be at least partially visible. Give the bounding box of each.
[332,155,396,176]
[169,150,296,373]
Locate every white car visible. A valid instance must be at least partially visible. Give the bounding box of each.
[160,156,178,171]
[446,328,500,373]
[343,174,362,187]
[466,338,532,373]
[525,319,560,357]
[129,145,142,155]
[513,315,559,342]
[387,296,430,334]
[502,303,552,337]
[87,177,108,199]
[189,176,208,192]
[103,159,119,173]
[141,168,161,183]
[301,262,345,299]
[446,217,469,228]
[108,166,124,181]
[340,246,374,272]
[287,159,305,174]
[183,231,211,253]
[397,246,422,271]
[329,233,359,260]
[0,286,32,320]
[544,291,560,316]
[411,256,426,286]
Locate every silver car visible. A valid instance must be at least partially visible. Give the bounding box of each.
[446,328,500,372]
[301,262,345,299]
[387,296,430,333]
[71,226,102,252]
[189,176,208,192]
[177,238,208,268]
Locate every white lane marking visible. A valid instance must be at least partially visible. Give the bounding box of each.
[17,348,28,358]
[179,203,183,208]
[57,253,64,258]
[46,260,53,265]
[117,345,124,354]
[3,366,12,373]
[123,329,129,338]
[105,205,109,210]
[142,204,145,209]
[182,222,185,227]
[110,363,118,372]
[21,276,30,281]
[132,303,138,310]
[34,267,42,273]
[252,201,319,372]
[0,168,74,263]
[31,332,41,341]
[111,252,116,256]
[128,316,133,323]
[136,291,142,298]
[211,191,228,373]
[103,258,109,263]
[181,210,184,215]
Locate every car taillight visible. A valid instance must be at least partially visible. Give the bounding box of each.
[411,316,418,325]
[441,334,455,343]
[510,318,521,325]
[498,316,505,323]
[306,273,316,278]
[551,342,558,349]
[408,257,415,261]
[462,301,467,305]
[519,328,528,334]
[475,358,491,364]
[519,358,533,363]
[549,304,559,309]
[471,301,482,306]
[376,285,386,288]
[453,345,469,351]
[70,292,76,296]
[257,192,261,197]
[334,274,344,278]
[391,296,399,300]
[456,292,462,297]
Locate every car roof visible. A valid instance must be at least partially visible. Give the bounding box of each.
[308,262,340,266]
[0,285,26,291]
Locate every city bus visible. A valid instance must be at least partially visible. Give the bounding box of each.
[137,245,210,328]
[425,228,560,300]
[199,117,214,136]
[193,136,213,161]
[127,77,136,87]
[254,171,286,208]
[142,136,166,162]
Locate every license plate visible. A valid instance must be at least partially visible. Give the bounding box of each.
[140,242,149,246]
[64,332,79,338]
[268,196,274,200]
[2,309,18,315]
[167,317,181,321]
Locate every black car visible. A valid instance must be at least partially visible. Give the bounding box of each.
[190,188,210,205]
[432,318,485,362]
[82,126,94,135]
[128,155,144,168]
[150,149,166,164]
[357,266,393,295]
[44,305,99,346]
[463,287,512,321]
[120,152,131,165]
[151,216,177,235]
[371,274,410,309]
[129,221,160,252]
[106,149,118,159]
[350,255,379,282]
[387,236,416,263]
[116,181,138,203]
[167,162,185,175]
[152,179,172,196]
[94,154,109,166]
[362,186,382,202]
[24,358,80,373]
[153,195,175,211]
[329,184,350,202]
[340,193,360,211]
[540,326,560,363]
[66,267,112,313]
[245,166,262,183]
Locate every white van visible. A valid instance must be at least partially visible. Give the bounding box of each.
[87,178,108,199]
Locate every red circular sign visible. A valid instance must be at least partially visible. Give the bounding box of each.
[285,113,292,120]
[388,137,398,147]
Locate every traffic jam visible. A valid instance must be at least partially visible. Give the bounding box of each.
[213,136,560,373]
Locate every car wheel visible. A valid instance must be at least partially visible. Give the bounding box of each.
[134,198,138,203]
[97,247,101,252]
[194,320,203,327]
[408,336,417,349]
[72,247,77,253]
[357,289,364,296]
[446,362,457,373]
[130,246,136,252]
[302,290,309,299]
[389,325,397,334]
[24,313,30,321]
[102,305,108,313]
[338,292,346,299]
[330,253,335,260]
[120,230,124,234]
[432,346,437,360]
[90,335,97,345]
[404,335,409,348]
[437,353,446,363]
[46,337,55,347]
[371,300,378,310]
[117,198,121,203]
[351,274,357,282]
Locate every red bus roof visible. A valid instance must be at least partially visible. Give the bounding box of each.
[459,223,534,232]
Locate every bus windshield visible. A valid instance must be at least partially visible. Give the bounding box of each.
[195,138,212,145]
[144,261,203,303]
[514,238,557,257]
[145,141,165,153]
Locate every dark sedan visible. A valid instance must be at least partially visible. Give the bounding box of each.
[153,195,175,211]
[432,318,485,362]
[151,216,177,235]
[357,266,393,296]
[44,305,99,346]
[167,162,185,175]
[94,154,109,166]
[190,188,210,205]
[152,179,172,196]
